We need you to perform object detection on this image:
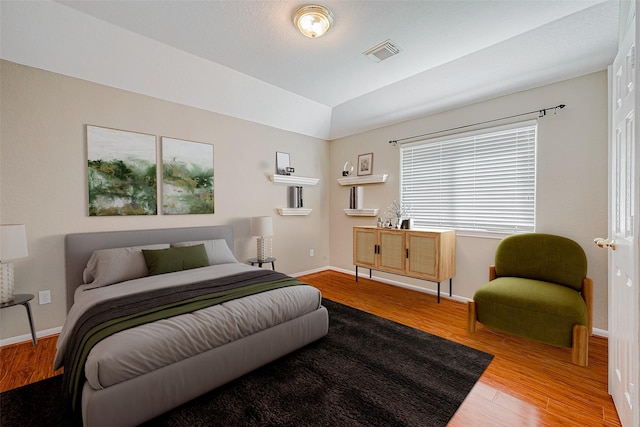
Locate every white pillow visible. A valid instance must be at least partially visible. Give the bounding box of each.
[82,244,170,289]
[172,239,238,265]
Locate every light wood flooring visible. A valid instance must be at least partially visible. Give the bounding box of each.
[0,270,621,426]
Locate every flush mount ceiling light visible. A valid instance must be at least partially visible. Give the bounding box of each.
[293,5,334,38]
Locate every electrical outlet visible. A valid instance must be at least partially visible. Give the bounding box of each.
[38,290,51,305]
[309,249,315,257]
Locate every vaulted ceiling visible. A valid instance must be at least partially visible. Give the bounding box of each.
[2,1,620,139]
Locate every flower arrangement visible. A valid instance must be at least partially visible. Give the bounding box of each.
[384,200,410,228]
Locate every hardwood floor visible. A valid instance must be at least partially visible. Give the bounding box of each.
[0,270,621,426]
[301,271,621,427]
[0,333,62,393]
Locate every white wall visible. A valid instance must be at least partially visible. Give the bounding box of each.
[329,71,610,331]
[0,60,330,341]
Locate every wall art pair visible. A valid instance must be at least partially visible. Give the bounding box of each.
[87,125,214,216]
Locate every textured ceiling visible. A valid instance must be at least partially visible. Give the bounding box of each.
[22,1,621,138]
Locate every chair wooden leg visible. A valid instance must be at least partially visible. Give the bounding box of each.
[467,301,477,333]
[572,324,588,367]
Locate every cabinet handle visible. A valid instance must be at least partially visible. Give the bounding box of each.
[406,248,409,258]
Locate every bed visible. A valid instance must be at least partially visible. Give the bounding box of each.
[55,225,329,427]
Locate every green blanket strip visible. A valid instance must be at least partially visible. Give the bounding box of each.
[68,277,302,408]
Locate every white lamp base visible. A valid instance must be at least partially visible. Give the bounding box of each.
[256,236,272,262]
[0,262,15,303]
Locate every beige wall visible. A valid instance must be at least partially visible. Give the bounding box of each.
[329,71,610,331]
[0,60,330,340]
[0,61,610,341]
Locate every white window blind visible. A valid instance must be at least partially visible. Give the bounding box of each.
[400,121,537,235]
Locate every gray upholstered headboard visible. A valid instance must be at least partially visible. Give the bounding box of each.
[64,226,234,312]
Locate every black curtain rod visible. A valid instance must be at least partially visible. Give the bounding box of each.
[388,104,566,146]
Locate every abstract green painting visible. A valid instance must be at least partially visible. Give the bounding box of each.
[161,137,214,215]
[87,125,157,216]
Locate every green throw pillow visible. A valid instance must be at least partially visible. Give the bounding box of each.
[143,244,209,276]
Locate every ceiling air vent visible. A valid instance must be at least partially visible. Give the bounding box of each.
[363,39,402,63]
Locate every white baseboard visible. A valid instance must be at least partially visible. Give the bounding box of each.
[0,326,62,347]
[592,327,608,338]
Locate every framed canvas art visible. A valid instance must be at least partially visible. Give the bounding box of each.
[357,153,374,176]
[87,125,157,216]
[162,137,214,215]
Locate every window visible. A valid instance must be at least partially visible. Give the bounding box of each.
[400,121,537,235]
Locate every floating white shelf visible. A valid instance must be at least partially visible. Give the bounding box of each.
[270,174,319,186]
[277,208,312,216]
[337,174,388,186]
[344,209,379,217]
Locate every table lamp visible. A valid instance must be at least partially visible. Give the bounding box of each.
[0,224,29,303]
[251,216,273,262]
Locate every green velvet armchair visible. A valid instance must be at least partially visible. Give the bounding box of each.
[467,233,593,366]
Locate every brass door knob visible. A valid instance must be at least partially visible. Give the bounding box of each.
[594,237,616,250]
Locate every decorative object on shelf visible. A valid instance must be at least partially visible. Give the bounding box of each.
[276,152,294,175]
[162,137,214,215]
[251,216,273,262]
[400,218,414,229]
[0,224,29,303]
[87,125,157,216]
[342,161,354,177]
[357,153,374,176]
[293,4,334,38]
[384,200,410,229]
[349,186,364,209]
[288,186,304,208]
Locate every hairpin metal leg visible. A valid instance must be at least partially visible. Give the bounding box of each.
[21,301,37,346]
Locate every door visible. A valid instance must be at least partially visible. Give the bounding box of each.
[605,14,639,427]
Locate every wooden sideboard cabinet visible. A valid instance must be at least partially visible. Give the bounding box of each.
[353,226,456,302]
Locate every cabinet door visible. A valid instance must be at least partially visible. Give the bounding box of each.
[353,228,377,268]
[406,232,439,280]
[378,230,406,274]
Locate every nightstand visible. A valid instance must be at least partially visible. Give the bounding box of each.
[0,294,37,345]
[248,257,276,270]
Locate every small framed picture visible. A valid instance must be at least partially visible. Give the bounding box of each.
[357,153,373,176]
[276,152,291,175]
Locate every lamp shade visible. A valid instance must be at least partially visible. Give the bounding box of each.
[0,224,28,261]
[251,216,273,237]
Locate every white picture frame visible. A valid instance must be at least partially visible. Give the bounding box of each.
[357,153,374,176]
[276,152,291,175]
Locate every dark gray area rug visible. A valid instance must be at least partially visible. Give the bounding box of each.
[1,300,493,426]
